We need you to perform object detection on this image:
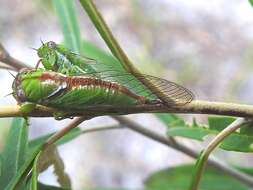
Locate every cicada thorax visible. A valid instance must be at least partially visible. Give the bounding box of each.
[12,70,151,110]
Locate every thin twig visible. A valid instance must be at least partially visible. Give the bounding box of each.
[43,116,91,149]
[112,116,253,188]
[190,118,247,190]
[38,145,72,188]
[0,43,32,70]
[80,124,123,134]
[78,0,134,72]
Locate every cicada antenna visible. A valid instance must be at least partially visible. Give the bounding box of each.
[29,47,38,51]
[4,92,14,97]
[40,38,45,45]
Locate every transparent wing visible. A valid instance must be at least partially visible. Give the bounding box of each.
[77,69,194,106]
[60,53,194,106]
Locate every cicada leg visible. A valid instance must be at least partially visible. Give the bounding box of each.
[53,111,73,120]
[20,102,71,120]
[35,59,42,69]
[20,102,36,116]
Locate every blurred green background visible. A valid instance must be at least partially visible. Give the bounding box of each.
[1,0,253,189]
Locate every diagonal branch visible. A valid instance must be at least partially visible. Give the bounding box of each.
[190,118,248,190]
[42,116,91,149]
[0,43,32,70]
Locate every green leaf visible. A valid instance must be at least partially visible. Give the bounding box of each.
[166,116,253,152]
[145,164,249,190]
[249,0,253,7]
[52,0,81,53]
[168,127,211,141]
[155,113,186,128]
[208,116,236,131]
[0,118,28,189]
[30,151,42,190]
[5,145,42,190]
[0,154,2,177]
[219,132,253,152]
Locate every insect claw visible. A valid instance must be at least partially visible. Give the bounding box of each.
[7,70,16,78]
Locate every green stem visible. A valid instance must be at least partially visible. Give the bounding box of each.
[189,118,247,190]
[79,0,135,72]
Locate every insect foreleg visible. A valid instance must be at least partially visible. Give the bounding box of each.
[19,102,37,116]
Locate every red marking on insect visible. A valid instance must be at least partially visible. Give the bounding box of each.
[39,72,148,103]
[39,72,61,81]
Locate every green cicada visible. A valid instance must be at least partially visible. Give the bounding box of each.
[12,41,193,115]
[34,41,194,107]
[12,68,193,111]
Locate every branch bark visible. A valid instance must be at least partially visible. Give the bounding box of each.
[0,43,32,70]
[2,100,253,118]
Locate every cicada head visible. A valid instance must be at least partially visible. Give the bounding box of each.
[37,41,58,71]
[12,68,32,103]
[12,69,63,104]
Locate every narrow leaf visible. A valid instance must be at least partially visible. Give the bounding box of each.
[5,145,42,190]
[208,116,236,131]
[52,0,81,52]
[155,113,185,128]
[0,118,28,189]
[249,0,253,7]
[30,151,42,190]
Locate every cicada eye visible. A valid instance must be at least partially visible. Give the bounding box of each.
[48,41,56,49]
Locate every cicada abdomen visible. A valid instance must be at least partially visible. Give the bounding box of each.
[12,69,152,110]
